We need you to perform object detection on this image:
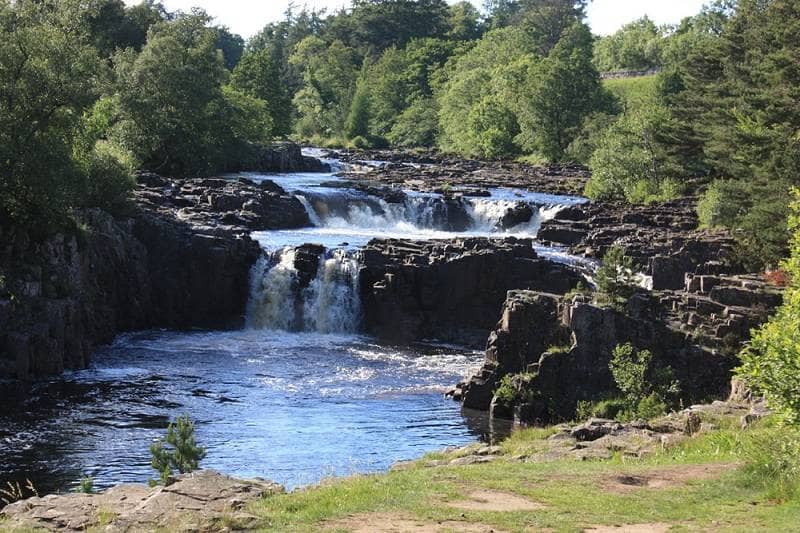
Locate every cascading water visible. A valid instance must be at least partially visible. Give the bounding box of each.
[303,249,361,333]
[296,191,566,236]
[246,247,362,334]
[246,250,298,331]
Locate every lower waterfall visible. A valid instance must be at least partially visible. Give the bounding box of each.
[246,247,361,333]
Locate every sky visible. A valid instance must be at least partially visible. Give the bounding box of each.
[125,0,708,39]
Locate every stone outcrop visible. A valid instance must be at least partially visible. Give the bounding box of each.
[359,238,584,347]
[0,470,283,532]
[135,174,310,232]
[538,198,741,289]
[452,274,782,424]
[335,149,590,196]
[249,141,330,173]
[0,183,274,380]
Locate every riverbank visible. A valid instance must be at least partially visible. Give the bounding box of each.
[3,400,797,532]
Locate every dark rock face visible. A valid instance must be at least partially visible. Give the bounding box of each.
[0,198,262,380]
[538,198,742,290]
[454,271,783,424]
[359,238,583,347]
[335,149,590,196]
[250,142,330,173]
[135,174,310,232]
[498,203,534,230]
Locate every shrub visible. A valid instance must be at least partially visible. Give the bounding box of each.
[610,343,679,420]
[737,190,800,424]
[493,374,518,405]
[594,245,637,309]
[150,415,206,485]
[77,476,94,494]
[576,398,627,421]
[350,135,371,150]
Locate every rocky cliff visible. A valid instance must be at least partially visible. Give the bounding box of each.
[358,238,584,346]
[0,164,323,380]
[452,273,783,425]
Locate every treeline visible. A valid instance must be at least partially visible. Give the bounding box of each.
[2,0,799,270]
[0,0,278,232]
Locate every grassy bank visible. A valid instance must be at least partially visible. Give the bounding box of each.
[241,412,800,532]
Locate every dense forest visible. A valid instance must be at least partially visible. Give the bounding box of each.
[1,0,798,269]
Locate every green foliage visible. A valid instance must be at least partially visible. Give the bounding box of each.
[575,398,627,421]
[740,427,800,501]
[697,179,791,270]
[0,0,105,230]
[610,343,680,420]
[738,191,800,424]
[437,27,531,158]
[77,476,94,494]
[150,415,206,485]
[593,16,665,72]
[447,1,484,41]
[290,37,358,137]
[388,97,439,147]
[113,12,241,177]
[594,245,637,309]
[337,0,451,55]
[345,76,371,140]
[230,49,292,136]
[663,0,800,269]
[585,99,684,204]
[515,22,608,161]
[493,374,519,405]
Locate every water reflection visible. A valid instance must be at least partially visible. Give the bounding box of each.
[0,331,485,494]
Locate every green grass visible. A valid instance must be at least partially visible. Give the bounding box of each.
[603,75,658,111]
[246,417,800,532]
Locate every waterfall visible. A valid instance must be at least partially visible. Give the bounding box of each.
[296,194,322,226]
[246,249,299,331]
[295,188,567,238]
[303,250,361,333]
[246,247,362,334]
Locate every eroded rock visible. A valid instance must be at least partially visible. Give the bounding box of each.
[0,470,283,532]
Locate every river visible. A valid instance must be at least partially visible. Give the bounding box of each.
[0,150,588,494]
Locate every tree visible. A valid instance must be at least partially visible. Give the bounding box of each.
[664,0,800,269]
[345,75,371,139]
[150,415,207,485]
[388,97,439,147]
[215,26,244,70]
[593,16,665,72]
[610,343,679,419]
[515,22,607,161]
[738,190,800,424]
[585,100,683,203]
[290,37,357,137]
[447,1,484,41]
[344,0,451,55]
[0,0,125,230]
[437,27,532,158]
[594,245,637,309]
[113,11,242,176]
[231,49,292,136]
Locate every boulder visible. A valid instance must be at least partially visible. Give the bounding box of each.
[0,470,284,532]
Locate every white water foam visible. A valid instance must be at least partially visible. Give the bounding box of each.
[246,247,362,334]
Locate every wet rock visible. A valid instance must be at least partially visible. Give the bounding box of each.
[1,200,262,380]
[359,238,583,347]
[135,175,310,232]
[0,470,284,532]
[336,149,590,196]
[250,141,330,173]
[498,203,534,230]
